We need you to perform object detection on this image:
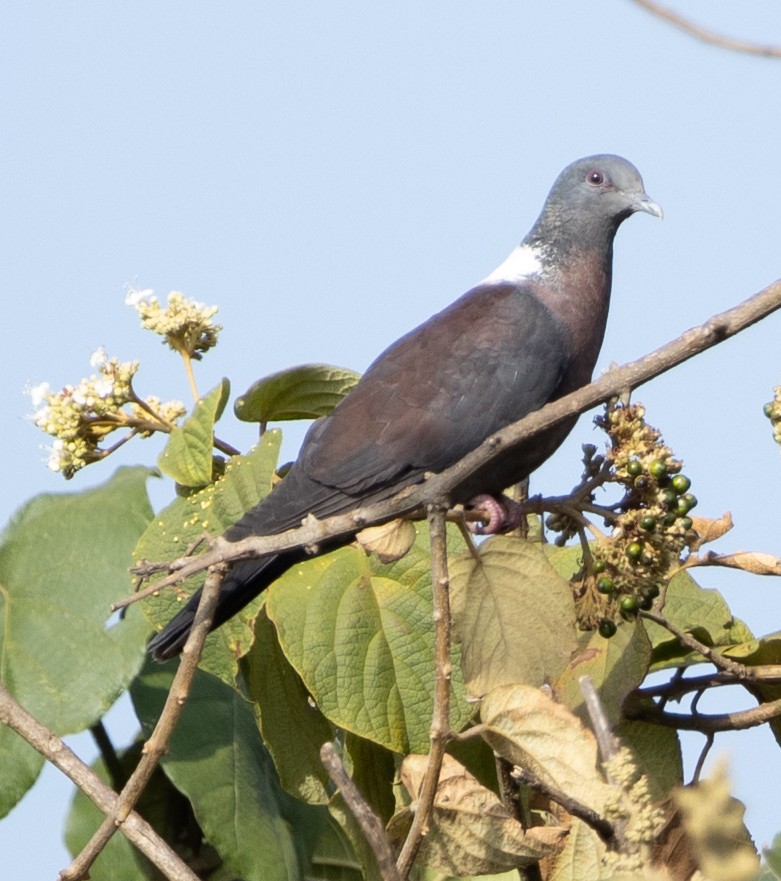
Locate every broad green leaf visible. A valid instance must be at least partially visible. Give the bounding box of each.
[392,754,565,875]
[243,608,333,805]
[646,570,753,670]
[554,619,652,726]
[0,467,153,815]
[615,720,683,801]
[480,684,612,815]
[140,431,281,681]
[234,363,361,425]
[157,379,230,486]
[450,536,577,697]
[266,524,473,754]
[132,661,312,881]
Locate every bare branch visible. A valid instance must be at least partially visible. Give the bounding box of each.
[0,685,199,881]
[630,0,781,58]
[626,693,781,733]
[396,504,452,879]
[320,742,401,881]
[115,278,781,605]
[639,609,754,680]
[63,565,225,880]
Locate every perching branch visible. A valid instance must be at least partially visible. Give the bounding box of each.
[629,0,781,58]
[121,277,781,603]
[396,503,453,879]
[62,565,225,881]
[320,742,402,881]
[625,693,781,733]
[0,685,199,881]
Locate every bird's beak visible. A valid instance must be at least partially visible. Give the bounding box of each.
[632,193,664,220]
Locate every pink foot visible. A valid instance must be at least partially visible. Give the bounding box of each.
[468,494,524,535]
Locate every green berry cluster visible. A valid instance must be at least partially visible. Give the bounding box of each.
[587,403,699,636]
[764,386,781,445]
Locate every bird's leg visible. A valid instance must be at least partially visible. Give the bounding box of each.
[467,493,525,535]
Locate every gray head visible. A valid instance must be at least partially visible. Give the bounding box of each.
[526,154,662,254]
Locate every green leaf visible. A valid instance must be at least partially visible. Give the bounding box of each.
[132,661,311,881]
[157,379,230,486]
[450,536,577,697]
[724,634,781,749]
[243,608,334,804]
[234,363,361,425]
[554,619,652,727]
[0,467,153,816]
[646,570,754,669]
[266,524,473,754]
[140,431,282,681]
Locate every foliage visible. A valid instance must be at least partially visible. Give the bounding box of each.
[3,291,781,881]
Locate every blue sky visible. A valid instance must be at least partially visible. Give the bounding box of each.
[3,2,781,875]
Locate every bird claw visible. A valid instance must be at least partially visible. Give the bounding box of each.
[467,493,524,535]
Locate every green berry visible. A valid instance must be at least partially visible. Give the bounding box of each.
[663,512,677,527]
[597,576,614,594]
[625,541,643,561]
[682,492,698,510]
[598,619,617,638]
[639,594,655,610]
[620,595,639,613]
[649,459,667,479]
[660,488,678,508]
[639,514,657,531]
[675,498,691,516]
[671,474,691,494]
[646,584,660,599]
[626,459,643,477]
[679,516,693,530]
[592,559,606,574]
[764,402,774,418]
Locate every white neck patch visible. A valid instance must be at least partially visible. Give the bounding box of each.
[477,243,544,286]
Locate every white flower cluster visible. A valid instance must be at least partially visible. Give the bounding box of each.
[126,288,221,358]
[29,348,184,478]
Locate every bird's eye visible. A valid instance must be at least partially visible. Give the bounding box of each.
[587,170,605,186]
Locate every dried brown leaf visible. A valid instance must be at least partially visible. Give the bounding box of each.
[687,549,781,576]
[688,512,733,550]
[354,518,417,563]
[395,753,566,875]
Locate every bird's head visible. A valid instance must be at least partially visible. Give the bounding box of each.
[529,154,662,254]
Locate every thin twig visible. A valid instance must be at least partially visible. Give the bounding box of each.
[625,694,781,733]
[0,685,199,881]
[396,504,452,879]
[692,734,714,783]
[580,676,619,764]
[512,766,614,845]
[62,565,225,880]
[639,609,754,680]
[114,278,781,606]
[630,0,781,58]
[320,742,401,881]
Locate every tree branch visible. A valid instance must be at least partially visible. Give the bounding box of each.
[320,742,401,881]
[118,278,781,604]
[396,503,452,879]
[629,0,781,58]
[625,694,781,733]
[0,685,199,881]
[62,565,225,880]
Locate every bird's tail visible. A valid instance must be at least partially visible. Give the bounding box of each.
[147,552,298,661]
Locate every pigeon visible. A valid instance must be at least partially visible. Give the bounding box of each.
[149,154,661,660]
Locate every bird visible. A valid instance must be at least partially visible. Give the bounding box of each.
[149,154,662,660]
